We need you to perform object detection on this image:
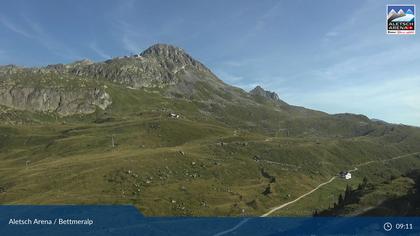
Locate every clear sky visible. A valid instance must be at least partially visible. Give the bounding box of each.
[0,0,419,126]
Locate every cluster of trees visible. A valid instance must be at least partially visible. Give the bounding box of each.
[314,171,420,216]
[313,177,370,216]
[357,177,369,191]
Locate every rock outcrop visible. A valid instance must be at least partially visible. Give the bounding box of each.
[67,44,214,88]
[250,86,280,101]
[0,85,111,116]
[249,85,289,107]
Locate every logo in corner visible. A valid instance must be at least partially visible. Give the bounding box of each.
[387,4,415,34]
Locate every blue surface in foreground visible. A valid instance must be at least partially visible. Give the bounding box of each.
[0,206,419,236]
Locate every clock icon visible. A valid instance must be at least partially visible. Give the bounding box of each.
[384,222,393,231]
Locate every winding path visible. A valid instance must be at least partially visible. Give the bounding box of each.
[259,152,419,217]
[260,176,337,217]
[213,152,419,236]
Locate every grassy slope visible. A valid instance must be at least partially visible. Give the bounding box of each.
[1,82,420,216]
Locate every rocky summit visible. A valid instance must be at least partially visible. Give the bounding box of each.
[249,85,290,107]
[250,86,280,101]
[0,44,218,116]
[66,43,215,89]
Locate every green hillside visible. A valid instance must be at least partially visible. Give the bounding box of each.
[1,44,420,216]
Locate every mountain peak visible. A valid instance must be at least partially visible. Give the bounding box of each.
[250,86,280,101]
[249,85,289,106]
[138,43,209,72]
[140,44,187,58]
[60,43,216,89]
[251,85,265,92]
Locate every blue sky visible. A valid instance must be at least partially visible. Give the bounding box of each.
[0,0,419,126]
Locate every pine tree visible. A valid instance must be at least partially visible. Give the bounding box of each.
[344,184,352,203]
[362,177,368,189]
[338,193,344,207]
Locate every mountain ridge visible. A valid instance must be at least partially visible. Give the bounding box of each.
[0,43,416,131]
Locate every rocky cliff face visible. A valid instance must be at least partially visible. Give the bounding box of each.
[0,44,233,116]
[0,84,111,116]
[250,86,280,101]
[66,44,215,89]
[249,85,289,107]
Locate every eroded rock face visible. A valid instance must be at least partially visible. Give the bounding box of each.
[67,44,214,89]
[0,85,111,116]
[0,43,232,116]
[250,86,280,101]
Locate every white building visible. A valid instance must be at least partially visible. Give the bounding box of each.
[169,113,180,118]
[340,171,352,180]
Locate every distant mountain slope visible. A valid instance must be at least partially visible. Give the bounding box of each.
[0,43,418,139]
